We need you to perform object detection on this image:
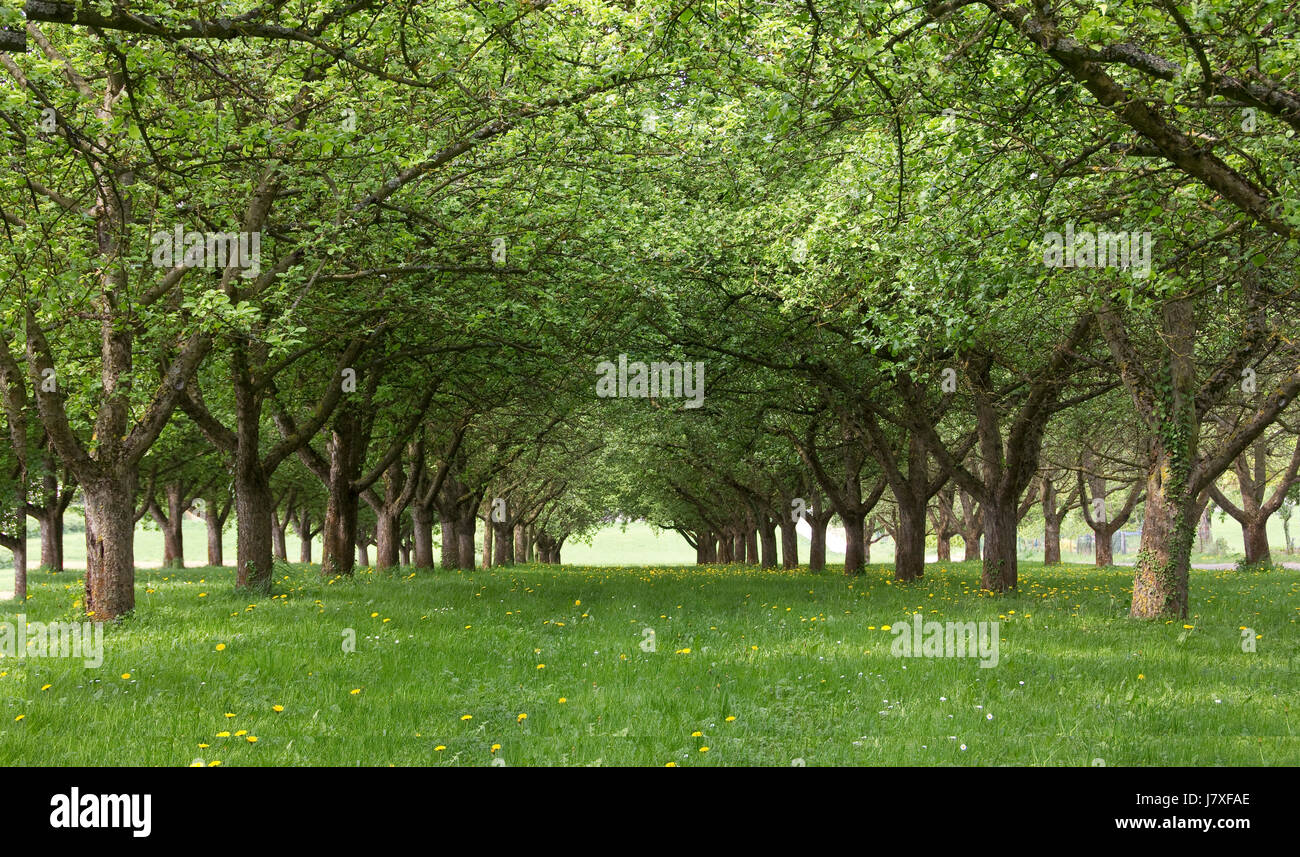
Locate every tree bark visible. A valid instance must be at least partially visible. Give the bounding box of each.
[374,508,400,569]
[457,508,476,568]
[271,511,288,562]
[296,508,313,564]
[514,523,529,565]
[82,472,138,619]
[778,517,798,568]
[841,510,866,576]
[807,498,829,571]
[320,409,363,577]
[1243,518,1270,564]
[894,496,927,582]
[758,513,777,568]
[1131,456,1195,618]
[412,503,435,568]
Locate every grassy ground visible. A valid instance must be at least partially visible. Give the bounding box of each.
[0,559,1295,766]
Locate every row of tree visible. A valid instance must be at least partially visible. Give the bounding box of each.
[0,1,1296,622]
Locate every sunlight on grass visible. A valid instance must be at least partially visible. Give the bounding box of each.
[1,561,1295,766]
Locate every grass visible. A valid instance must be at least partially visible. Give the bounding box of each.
[0,559,1295,766]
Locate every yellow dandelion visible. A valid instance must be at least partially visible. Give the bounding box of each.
[558,697,567,704]
[725,716,736,722]
[40,684,51,691]
[490,744,501,753]
[350,688,361,695]
[14,714,24,721]
[461,715,473,721]
[224,712,236,718]
[216,731,231,737]
[272,705,284,713]
[208,761,221,767]
[246,736,257,743]
[536,663,545,669]
[234,730,248,737]
[665,761,677,767]
[215,643,226,651]
[198,744,210,749]
[435,745,446,751]
[517,713,528,722]
[699,746,709,753]
[691,731,702,737]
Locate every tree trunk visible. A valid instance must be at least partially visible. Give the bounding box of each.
[695,531,710,565]
[161,519,184,569]
[271,512,288,562]
[759,514,777,568]
[936,531,950,561]
[980,499,1018,592]
[717,530,733,563]
[374,509,400,569]
[234,444,275,589]
[1043,517,1061,565]
[481,513,493,568]
[1243,518,1271,565]
[296,508,312,564]
[1129,300,1199,619]
[779,518,798,568]
[82,472,137,620]
[38,496,64,572]
[412,503,435,568]
[514,523,528,564]
[1131,461,1194,618]
[7,469,26,600]
[1095,528,1113,566]
[155,484,186,569]
[894,498,927,582]
[439,518,459,569]
[808,514,828,572]
[208,507,226,566]
[320,411,362,578]
[492,519,512,566]
[1041,477,1061,565]
[842,510,866,575]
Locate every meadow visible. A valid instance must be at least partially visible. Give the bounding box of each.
[1,558,1295,766]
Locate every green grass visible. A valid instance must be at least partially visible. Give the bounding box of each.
[0,560,1295,766]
